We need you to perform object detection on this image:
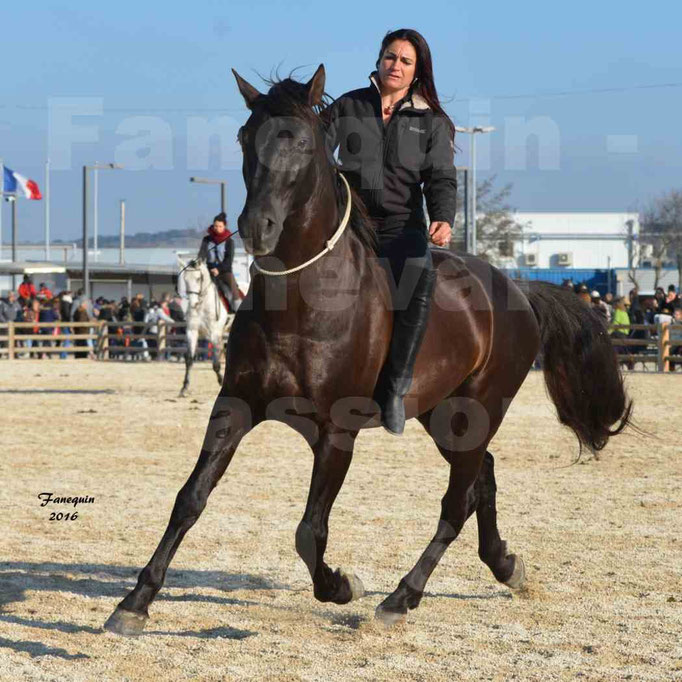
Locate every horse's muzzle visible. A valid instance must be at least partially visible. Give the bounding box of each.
[238,213,281,256]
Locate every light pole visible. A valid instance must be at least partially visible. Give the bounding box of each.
[190,177,227,215]
[457,167,469,253]
[119,199,126,265]
[455,126,495,255]
[93,163,99,261]
[0,157,4,261]
[44,158,50,260]
[83,163,123,299]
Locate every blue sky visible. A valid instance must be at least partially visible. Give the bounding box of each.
[1,0,681,243]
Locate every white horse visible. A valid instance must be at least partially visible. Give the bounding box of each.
[177,257,232,397]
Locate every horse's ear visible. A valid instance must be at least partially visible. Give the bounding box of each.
[232,69,261,109]
[306,64,325,107]
[177,256,187,269]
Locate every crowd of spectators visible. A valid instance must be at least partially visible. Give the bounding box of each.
[562,280,682,371]
[3,274,682,368]
[0,274,188,360]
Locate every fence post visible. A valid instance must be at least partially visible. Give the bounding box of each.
[8,322,15,360]
[659,322,670,372]
[158,322,166,361]
[98,321,109,360]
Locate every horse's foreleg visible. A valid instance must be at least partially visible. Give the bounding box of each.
[211,330,223,386]
[179,326,198,397]
[476,450,525,588]
[295,426,364,605]
[104,394,254,636]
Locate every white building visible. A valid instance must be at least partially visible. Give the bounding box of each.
[507,212,638,270]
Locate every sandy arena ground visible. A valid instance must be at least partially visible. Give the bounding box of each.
[0,360,680,681]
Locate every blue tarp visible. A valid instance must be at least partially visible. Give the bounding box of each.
[502,268,617,295]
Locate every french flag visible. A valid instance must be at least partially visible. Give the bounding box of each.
[2,166,42,200]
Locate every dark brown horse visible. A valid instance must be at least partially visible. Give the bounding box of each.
[104,66,632,635]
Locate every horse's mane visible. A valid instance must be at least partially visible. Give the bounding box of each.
[259,74,378,254]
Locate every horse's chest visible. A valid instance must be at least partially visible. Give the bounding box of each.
[257,334,344,395]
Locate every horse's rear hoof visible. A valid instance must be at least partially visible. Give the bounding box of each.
[504,554,526,590]
[103,607,148,637]
[375,603,406,628]
[339,568,365,602]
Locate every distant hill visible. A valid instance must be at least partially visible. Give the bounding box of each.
[54,228,208,248]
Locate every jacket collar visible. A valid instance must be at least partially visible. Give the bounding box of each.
[369,71,430,112]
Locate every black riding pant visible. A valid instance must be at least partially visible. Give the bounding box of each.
[376,223,435,386]
[377,225,434,311]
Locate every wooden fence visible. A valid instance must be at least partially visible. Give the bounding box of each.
[1,320,681,371]
[0,321,230,361]
[610,323,682,372]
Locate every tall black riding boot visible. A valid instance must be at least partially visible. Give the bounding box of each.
[379,259,436,435]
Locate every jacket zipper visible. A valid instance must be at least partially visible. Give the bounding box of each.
[371,75,397,168]
[382,112,401,167]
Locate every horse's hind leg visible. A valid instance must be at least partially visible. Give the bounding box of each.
[295,426,365,605]
[375,430,485,627]
[476,451,525,588]
[104,393,254,636]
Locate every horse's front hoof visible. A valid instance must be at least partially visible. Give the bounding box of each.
[375,603,406,628]
[339,568,365,602]
[103,607,148,637]
[504,554,526,590]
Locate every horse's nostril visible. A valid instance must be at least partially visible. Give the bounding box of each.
[254,217,277,232]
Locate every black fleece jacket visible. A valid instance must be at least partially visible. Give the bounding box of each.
[324,73,457,231]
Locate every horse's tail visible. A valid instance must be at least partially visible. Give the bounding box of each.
[524,281,633,453]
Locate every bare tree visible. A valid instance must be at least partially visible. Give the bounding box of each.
[639,189,682,290]
[624,229,666,290]
[449,175,525,264]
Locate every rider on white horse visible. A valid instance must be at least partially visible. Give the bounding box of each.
[198,212,241,312]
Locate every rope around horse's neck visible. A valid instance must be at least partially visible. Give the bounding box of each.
[251,172,352,277]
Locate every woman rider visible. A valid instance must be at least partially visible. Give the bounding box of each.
[325,28,457,435]
[199,212,241,311]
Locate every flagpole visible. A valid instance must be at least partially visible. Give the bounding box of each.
[45,158,50,261]
[11,194,17,291]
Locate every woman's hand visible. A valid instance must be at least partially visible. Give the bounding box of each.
[428,221,452,247]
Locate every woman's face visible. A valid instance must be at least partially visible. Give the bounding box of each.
[213,220,226,233]
[378,39,417,93]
